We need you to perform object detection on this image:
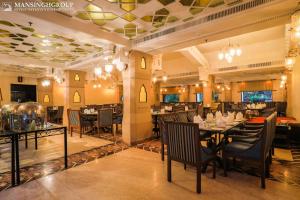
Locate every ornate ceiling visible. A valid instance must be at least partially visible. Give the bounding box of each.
[73,0,226,39]
[0,19,104,65]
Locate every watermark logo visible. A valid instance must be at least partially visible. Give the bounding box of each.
[0,1,74,12]
[1,2,13,11]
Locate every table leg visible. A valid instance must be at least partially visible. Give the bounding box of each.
[25,133,28,149]
[64,127,68,169]
[11,134,15,187]
[35,131,38,150]
[15,135,20,185]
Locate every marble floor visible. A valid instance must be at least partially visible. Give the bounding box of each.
[1,148,300,200]
[0,133,112,173]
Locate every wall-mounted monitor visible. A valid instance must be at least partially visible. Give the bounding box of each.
[11,84,37,103]
[241,90,272,103]
[163,94,179,103]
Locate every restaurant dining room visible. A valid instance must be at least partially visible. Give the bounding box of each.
[0,0,300,199]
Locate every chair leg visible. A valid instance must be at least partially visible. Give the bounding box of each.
[261,162,266,189]
[80,128,82,138]
[196,165,201,194]
[167,157,171,182]
[269,150,273,165]
[223,155,227,177]
[213,161,216,179]
[70,127,73,137]
[265,158,270,178]
[161,142,165,161]
[184,164,186,170]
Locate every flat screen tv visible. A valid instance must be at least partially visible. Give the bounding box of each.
[11,84,37,103]
[163,94,179,103]
[241,90,272,103]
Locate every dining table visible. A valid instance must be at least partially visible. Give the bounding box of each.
[0,124,67,186]
[197,119,247,167]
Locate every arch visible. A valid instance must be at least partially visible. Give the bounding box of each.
[73,91,81,103]
[139,85,147,103]
[141,57,146,69]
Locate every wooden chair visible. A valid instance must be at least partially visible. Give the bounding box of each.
[165,121,216,193]
[223,112,277,188]
[67,109,83,138]
[53,106,64,124]
[96,109,113,135]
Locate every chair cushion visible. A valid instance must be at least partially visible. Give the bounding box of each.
[224,142,252,153]
[201,147,215,163]
[232,137,259,144]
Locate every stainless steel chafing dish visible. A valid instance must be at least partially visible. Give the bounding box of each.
[1,102,45,131]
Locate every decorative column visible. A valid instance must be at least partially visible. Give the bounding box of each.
[37,78,53,107]
[288,56,300,119]
[63,70,86,125]
[203,75,213,106]
[122,51,153,145]
[153,82,161,106]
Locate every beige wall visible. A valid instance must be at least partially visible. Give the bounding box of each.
[0,73,37,105]
[85,80,120,105]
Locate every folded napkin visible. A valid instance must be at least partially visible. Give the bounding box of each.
[227,112,235,122]
[185,106,189,111]
[193,115,205,128]
[160,109,165,114]
[206,113,214,122]
[90,108,95,113]
[215,111,223,120]
[165,106,172,111]
[216,118,226,128]
[236,112,243,120]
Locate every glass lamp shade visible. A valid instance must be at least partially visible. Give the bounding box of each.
[236,48,242,56]
[94,67,102,76]
[285,57,295,69]
[152,77,157,83]
[226,56,233,63]
[218,52,224,60]
[229,47,236,56]
[162,75,168,82]
[105,64,113,73]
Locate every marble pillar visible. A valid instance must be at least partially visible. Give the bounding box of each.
[287,56,300,120]
[153,82,161,106]
[122,51,153,145]
[203,75,213,106]
[37,78,53,107]
[63,70,86,126]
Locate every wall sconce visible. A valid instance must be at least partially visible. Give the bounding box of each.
[41,80,50,87]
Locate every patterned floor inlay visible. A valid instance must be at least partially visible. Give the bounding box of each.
[136,139,300,188]
[0,140,128,191]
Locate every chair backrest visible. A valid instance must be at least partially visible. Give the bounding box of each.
[67,109,81,127]
[187,110,196,122]
[165,122,201,165]
[55,106,64,118]
[262,112,277,157]
[97,109,113,127]
[176,112,189,122]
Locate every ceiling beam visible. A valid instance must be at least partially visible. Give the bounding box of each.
[17,11,130,47]
[179,46,209,68]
